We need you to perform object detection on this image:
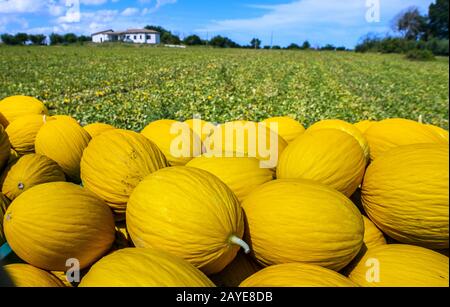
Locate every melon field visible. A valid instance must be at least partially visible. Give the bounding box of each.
[0,45,449,288]
[0,45,448,130]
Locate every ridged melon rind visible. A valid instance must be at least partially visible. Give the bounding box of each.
[240,263,358,287]
[348,244,449,287]
[362,143,449,249]
[81,129,169,214]
[127,166,245,275]
[242,179,364,271]
[79,248,215,287]
[0,264,64,287]
[4,182,115,271]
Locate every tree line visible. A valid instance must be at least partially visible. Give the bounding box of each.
[356,0,449,57]
[0,32,92,45]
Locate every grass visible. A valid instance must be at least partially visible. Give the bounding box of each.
[0,44,448,130]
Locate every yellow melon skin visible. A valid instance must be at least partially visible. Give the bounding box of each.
[0,112,8,128]
[141,119,202,166]
[0,264,64,287]
[348,244,449,287]
[210,250,262,287]
[127,166,246,275]
[81,129,168,215]
[186,156,273,202]
[0,193,8,245]
[261,116,305,143]
[50,115,79,125]
[363,118,444,160]
[5,114,46,155]
[0,95,48,125]
[425,124,449,142]
[308,119,370,163]
[354,120,376,134]
[204,121,288,169]
[277,129,366,197]
[184,119,216,142]
[362,216,386,250]
[79,248,215,287]
[35,119,91,183]
[242,179,364,271]
[2,154,66,200]
[362,143,449,249]
[84,123,116,138]
[0,125,11,171]
[240,263,358,287]
[3,182,115,271]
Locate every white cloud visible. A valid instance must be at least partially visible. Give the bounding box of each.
[80,0,108,5]
[0,0,47,13]
[121,7,139,16]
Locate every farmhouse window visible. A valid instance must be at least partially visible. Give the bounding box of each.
[134,35,137,39]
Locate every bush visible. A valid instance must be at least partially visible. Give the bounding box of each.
[405,49,435,61]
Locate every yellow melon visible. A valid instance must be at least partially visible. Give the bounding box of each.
[84,123,116,138]
[141,119,202,166]
[111,222,132,251]
[261,116,305,143]
[364,118,444,160]
[348,244,449,287]
[0,125,11,171]
[204,121,288,168]
[354,120,376,134]
[50,115,79,125]
[362,143,449,249]
[49,271,73,287]
[184,118,216,142]
[240,263,358,287]
[0,264,64,287]
[81,129,168,215]
[308,119,370,162]
[425,124,449,142]
[0,193,8,245]
[79,248,215,287]
[0,112,8,128]
[127,166,248,275]
[362,216,386,249]
[5,114,47,155]
[210,250,262,287]
[3,182,115,271]
[0,95,48,124]
[2,154,66,200]
[186,156,273,202]
[277,129,366,197]
[35,119,91,183]
[242,179,364,270]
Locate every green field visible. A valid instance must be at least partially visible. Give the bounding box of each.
[0,45,448,130]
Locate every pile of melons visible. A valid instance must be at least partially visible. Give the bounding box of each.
[0,95,448,287]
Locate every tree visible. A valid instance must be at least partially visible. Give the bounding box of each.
[272,45,281,49]
[145,25,181,44]
[0,34,19,45]
[63,33,78,44]
[183,35,203,46]
[14,33,29,45]
[209,36,240,48]
[336,46,347,51]
[301,40,311,49]
[393,7,427,40]
[250,38,261,49]
[29,34,47,45]
[286,43,301,50]
[428,0,449,39]
[263,45,271,49]
[49,33,64,45]
[321,44,336,51]
[78,35,92,42]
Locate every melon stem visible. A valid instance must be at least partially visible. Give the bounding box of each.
[229,235,250,254]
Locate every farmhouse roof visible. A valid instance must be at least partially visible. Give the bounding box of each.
[91,29,114,36]
[91,29,160,36]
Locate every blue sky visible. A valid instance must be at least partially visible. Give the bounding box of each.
[0,0,436,48]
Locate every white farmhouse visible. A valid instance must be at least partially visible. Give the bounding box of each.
[92,29,161,44]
